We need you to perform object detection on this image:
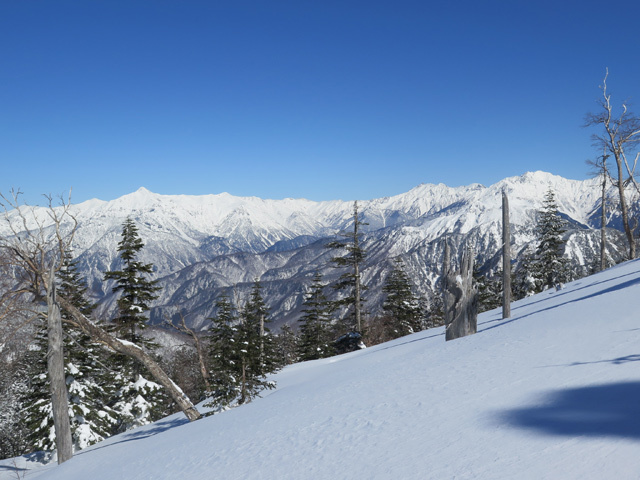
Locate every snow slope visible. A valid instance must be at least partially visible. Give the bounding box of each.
[5,259,640,479]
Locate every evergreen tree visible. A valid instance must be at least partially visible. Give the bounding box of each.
[0,341,30,460]
[103,218,166,432]
[275,324,299,367]
[424,291,445,329]
[512,246,538,299]
[235,281,278,404]
[327,201,367,334]
[381,258,424,339]
[0,379,29,460]
[57,251,117,450]
[104,218,160,344]
[206,292,241,410]
[473,262,502,313]
[297,272,335,361]
[22,252,117,459]
[533,189,571,290]
[514,190,571,297]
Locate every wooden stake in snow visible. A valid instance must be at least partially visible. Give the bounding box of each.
[442,240,478,341]
[502,191,511,319]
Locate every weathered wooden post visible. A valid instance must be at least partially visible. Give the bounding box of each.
[502,191,511,319]
[443,241,478,341]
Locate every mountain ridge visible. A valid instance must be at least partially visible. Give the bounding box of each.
[0,171,623,330]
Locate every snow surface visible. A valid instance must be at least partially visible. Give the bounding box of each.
[5,258,640,479]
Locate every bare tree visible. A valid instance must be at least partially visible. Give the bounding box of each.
[0,192,201,461]
[585,69,640,260]
[164,312,211,393]
[0,191,75,463]
[587,149,612,271]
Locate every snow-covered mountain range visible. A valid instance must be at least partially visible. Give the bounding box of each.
[1,171,628,330]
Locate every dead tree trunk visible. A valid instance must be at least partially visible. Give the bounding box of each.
[442,241,478,341]
[46,271,73,464]
[58,296,202,422]
[502,191,511,319]
[442,239,452,325]
[600,172,608,271]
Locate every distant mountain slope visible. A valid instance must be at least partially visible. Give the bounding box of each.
[11,256,640,480]
[0,171,629,329]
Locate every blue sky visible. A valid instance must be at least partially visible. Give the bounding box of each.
[2,1,639,205]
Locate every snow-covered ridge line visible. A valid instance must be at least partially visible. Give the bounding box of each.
[0,171,609,329]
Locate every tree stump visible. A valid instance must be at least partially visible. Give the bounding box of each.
[443,241,478,341]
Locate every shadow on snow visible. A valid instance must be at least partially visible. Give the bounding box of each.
[498,381,640,440]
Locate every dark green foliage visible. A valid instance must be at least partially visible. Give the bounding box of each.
[206,292,241,409]
[103,218,160,344]
[534,189,571,290]
[473,262,502,313]
[275,324,299,367]
[512,246,537,300]
[424,292,445,329]
[103,218,167,431]
[58,250,96,318]
[236,281,279,402]
[297,272,335,361]
[22,324,117,455]
[0,356,30,460]
[381,258,424,339]
[0,327,32,460]
[206,283,279,409]
[326,201,367,333]
[514,190,571,297]
[21,252,117,457]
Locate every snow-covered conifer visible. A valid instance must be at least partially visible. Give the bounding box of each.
[297,272,335,361]
[381,258,424,339]
[103,218,167,432]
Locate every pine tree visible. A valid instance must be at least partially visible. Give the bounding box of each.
[473,262,502,313]
[103,218,166,432]
[206,292,241,410]
[327,201,367,334]
[533,189,571,290]
[514,190,571,297]
[22,252,117,459]
[56,251,117,450]
[0,341,30,460]
[424,291,445,329]
[275,324,299,367]
[235,281,278,404]
[512,245,538,299]
[297,272,335,361]
[104,218,160,344]
[381,258,424,339]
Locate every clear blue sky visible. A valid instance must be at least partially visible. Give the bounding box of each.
[2,1,639,205]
